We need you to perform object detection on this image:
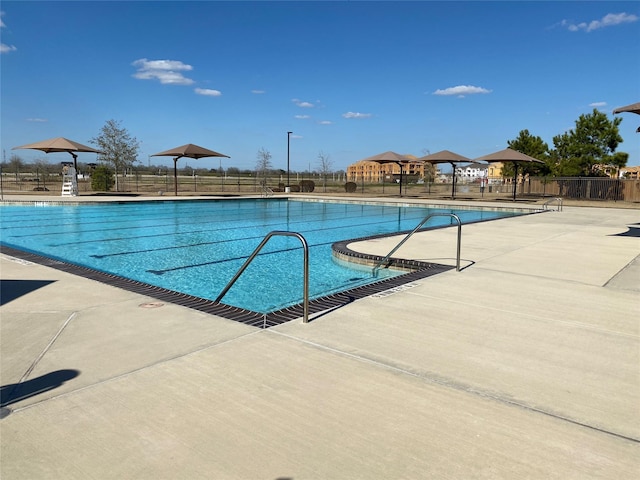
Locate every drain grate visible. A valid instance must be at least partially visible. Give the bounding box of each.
[1,245,452,329]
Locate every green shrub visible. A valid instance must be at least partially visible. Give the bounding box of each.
[91,165,114,192]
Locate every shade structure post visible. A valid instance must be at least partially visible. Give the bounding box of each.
[173,157,179,196]
[150,144,230,196]
[450,162,456,199]
[472,148,544,202]
[396,161,403,196]
[12,137,102,193]
[357,152,412,198]
[417,151,473,201]
[70,152,79,173]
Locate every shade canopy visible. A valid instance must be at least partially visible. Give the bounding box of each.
[474,148,544,164]
[418,149,471,164]
[613,102,640,133]
[418,150,471,199]
[151,143,230,196]
[151,143,230,161]
[13,137,101,155]
[474,148,543,201]
[12,136,102,172]
[612,102,640,115]
[359,151,413,196]
[360,151,412,163]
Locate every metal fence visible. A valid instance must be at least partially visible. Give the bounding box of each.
[3,173,640,203]
[522,177,640,203]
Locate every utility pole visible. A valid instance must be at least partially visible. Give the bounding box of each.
[286,131,292,192]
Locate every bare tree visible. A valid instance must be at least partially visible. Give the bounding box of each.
[91,119,140,192]
[8,154,24,182]
[256,147,272,186]
[317,150,333,192]
[421,149,437,183]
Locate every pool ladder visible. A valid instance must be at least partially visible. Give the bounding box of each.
[261,186,274,198]
[215,231,310,323]
[542,197,563,211]
[373,213,462,274]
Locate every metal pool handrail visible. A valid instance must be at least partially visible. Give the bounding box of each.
[214,231,310,323]
[373,213,462,274]
[542,197,563,211]
[261,185,274,197]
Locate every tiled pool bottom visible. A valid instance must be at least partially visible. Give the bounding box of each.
[1,243,452,328]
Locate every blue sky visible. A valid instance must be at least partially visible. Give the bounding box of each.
[1,1,639,173]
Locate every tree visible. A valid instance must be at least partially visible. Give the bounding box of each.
[316,150,333,192]
[551,109,625,177]
[8,154,24,181]
[90,119,140,191]
[90,164,115,192]
[256,147,272,185]
[33,158,52,189]
[506,129,551,177]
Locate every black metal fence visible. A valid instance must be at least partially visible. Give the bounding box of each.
[524,177,640,202]
[3,172,640,203]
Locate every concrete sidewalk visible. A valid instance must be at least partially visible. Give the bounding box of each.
[1,201,639,479]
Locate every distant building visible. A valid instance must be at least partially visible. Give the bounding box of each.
[455,162,488,182]
[486,162,504,183]
[591,163,640,178]
[620,165,640,179]
[347,155,429,182]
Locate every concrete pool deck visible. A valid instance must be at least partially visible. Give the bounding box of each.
[1,195,639,479]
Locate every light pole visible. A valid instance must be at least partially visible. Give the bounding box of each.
[287,131,292,192]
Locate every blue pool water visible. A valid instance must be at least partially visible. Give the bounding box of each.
[0,199,524,312]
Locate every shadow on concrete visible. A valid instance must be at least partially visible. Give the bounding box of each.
[0,279,56,305]
[611,224,640,237]
[1,369,80,408]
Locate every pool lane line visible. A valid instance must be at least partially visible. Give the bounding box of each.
[4,204,426,240]
[85,213,451,259]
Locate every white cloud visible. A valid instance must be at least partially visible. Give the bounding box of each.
[562,12,638,32]
[432,85,492,97]
[1,12,16,54]
[292,98,314,108]
[318,120,333,125]
[294,115,311,119]
[132,58,195,85]
[589,101,607,107]
[1,43,16,53]
[195,88,222,97]
[342,112,372,119]
[26,118,48,122]
[251,89,265,94]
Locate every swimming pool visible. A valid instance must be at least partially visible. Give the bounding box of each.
[0,198,528,322]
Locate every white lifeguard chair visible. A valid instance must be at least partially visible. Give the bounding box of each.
[61,166,78,196]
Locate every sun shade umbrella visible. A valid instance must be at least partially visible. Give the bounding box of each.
[613,102,640,115]
[12,137,102,173]
[360,151,413,196]
[612,102,640,132]
[151,143,230,196]
[474,148,544,201]
[418,150,471,199]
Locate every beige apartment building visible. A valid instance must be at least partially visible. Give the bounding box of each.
[346,155,431,182]
[347,156,505,183]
